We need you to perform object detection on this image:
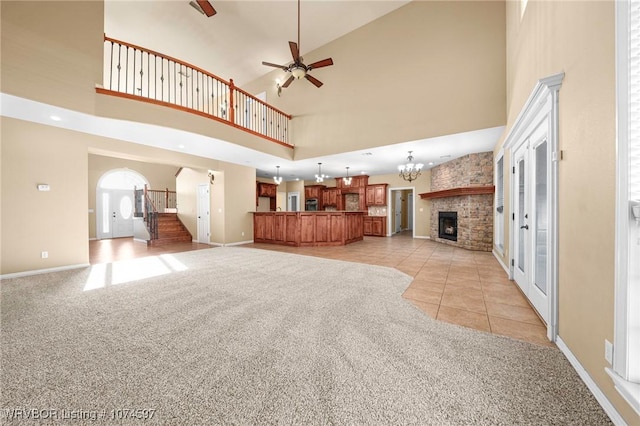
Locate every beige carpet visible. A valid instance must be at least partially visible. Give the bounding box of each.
[1,247,610,424]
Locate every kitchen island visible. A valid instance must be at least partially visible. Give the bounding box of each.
[253,211,365,247]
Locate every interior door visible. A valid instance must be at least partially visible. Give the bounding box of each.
[394,191,402,233]
[197,183,210,243]
[288,192,299,212]
[512,121,550,322]
[98,189,134,239]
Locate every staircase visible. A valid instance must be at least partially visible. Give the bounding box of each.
[148,213,192,246]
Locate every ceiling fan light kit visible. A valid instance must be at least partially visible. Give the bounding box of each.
[262,0,334,89]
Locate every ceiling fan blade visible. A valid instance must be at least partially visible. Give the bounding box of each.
[307,58,333,70]
[262,61,288,70]
[196,0,216,17]
[305,74,323,88]
[289,41,300,62]
[282,75,295,88]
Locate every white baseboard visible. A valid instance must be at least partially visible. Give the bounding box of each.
[133,238,147,243]
[224,240,253,247]
[414,235,431,240]
[492,249,511,277]
[556,337,626,426]
[1,263,90,280]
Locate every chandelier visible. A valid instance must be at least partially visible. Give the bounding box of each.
[273,166,282,185]
[343,167,352,186]
[315,163,326,183]
[398,151,424,182]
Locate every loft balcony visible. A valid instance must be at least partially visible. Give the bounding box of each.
[97,35,292,148]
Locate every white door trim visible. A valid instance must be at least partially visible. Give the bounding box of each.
[504,72,564,342]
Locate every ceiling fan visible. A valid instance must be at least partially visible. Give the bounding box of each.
[189,0,216,17]
[262,0,334,88]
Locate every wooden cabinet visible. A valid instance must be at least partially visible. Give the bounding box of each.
[322,188,339,207]
[253,212,364,246]
[337,175,368,189]
[257,182,277,198]
[366,184,387,206]
[304,185,325,200]
[256,182,277,211]
[363,216,386,237]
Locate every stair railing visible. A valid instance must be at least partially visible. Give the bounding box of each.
[146,187,177,212]
[100,35,292,147]
[143,186,159,241]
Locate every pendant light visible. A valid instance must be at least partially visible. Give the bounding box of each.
[343,167,352,186]
[315,163,325,183]
[273,166,283,185]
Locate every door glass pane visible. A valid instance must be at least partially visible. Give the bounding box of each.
[102,192,110,234]
[518,158,526,272]
[120,196,133,220]
[535,141,548,294]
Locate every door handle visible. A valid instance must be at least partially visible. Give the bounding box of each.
[520,225,529,230]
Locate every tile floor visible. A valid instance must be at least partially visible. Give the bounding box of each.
[88,233,552,347]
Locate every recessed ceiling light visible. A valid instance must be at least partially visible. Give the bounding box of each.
[360,171,366,174]
[50,115,61,121]
[178,144,185,149]
[295,178,300,181]
[429,162,434,165]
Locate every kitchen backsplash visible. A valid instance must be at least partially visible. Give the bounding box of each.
[368,206,387,216]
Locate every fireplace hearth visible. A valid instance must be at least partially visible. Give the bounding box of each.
[438,211,458,241]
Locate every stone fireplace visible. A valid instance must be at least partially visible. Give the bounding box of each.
[421,152,494,251]
[438,211,458,241]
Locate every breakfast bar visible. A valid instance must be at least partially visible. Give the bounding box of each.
[253,211,365,247]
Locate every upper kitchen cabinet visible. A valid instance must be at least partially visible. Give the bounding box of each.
[257,182,277,198]
[304,185,325,200]
[336,175,368,190]
[366,184,387,206]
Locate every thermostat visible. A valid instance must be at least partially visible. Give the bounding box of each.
[37,184,50,191]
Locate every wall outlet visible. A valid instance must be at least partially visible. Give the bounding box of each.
[241,231,245,237]
[41,251,48,259]
[604,339,613,364]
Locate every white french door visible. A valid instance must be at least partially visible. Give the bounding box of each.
[97,189,134,239]
[512,120,550,323]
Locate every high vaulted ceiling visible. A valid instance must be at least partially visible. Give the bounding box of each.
[105,0,410,86]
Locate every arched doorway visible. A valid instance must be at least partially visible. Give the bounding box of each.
[96,169,149,240]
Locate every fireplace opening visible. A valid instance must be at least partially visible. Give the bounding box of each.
[438,211,458,241]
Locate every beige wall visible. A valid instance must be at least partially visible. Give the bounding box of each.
[244,1,506,159]
[1,118,89,274]
[0,1,103,113]
[88,155,179,239]
[218,162,255,243]
[499,1,637,422]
